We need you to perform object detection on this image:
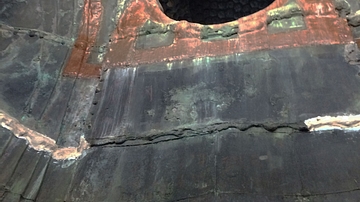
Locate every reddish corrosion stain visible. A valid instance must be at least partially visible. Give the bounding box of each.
[63,0,102,78]
[105,0,352,68]
[66,0,354,76]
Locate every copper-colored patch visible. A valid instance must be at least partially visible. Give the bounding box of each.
[0,110,90,161]
[65,0,354,77]
[106,0,352,67]
[62,0,102,78]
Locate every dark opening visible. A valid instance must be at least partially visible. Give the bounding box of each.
[159,0,275,25]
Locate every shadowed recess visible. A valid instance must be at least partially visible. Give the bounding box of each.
[159,0,276,24]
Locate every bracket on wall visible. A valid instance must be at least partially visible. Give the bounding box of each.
[135,20,176,49]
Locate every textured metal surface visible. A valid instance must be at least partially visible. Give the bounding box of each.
[105,0,353,73]
[2,0,360,201]
[62,0,355,77]
[89,45,360,144]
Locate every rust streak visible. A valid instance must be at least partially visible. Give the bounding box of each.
[104,0,353,68]
[63,0,102,78]
[66,0,355,75]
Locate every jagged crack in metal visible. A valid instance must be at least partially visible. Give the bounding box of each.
[89,122,309,147]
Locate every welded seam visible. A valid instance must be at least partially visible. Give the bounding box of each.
[214,133,219,197]
[14,153,43,201]
[0,110,89,161]
[3,139,28,190]
[212,187,360,197]
[0,131,12,158]
[24,157,51,201]
[173,190,214,202]
[282,187,360,197]
[37,43,71,119]
[0,189,35,202]
[172,187,360,201]
[0,22,73,46]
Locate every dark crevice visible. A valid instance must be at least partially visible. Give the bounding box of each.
[334,0,351,18]
[89,122,309,147]
[159,0,275,25]
[344,42,360,66]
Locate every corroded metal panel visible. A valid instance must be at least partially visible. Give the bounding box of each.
[2,0,360,201]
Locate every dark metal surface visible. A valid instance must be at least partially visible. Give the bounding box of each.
[2,0,360,201]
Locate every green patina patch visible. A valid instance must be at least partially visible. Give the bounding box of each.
[135,20,175,49]
[200,24,239,41]
[266,1,303,24]
[138,20,175,36]
[266,0,305,34]
[267,15,306,34]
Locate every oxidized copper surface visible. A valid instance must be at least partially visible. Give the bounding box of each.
[63,0,103,78]
[63,0,353,77]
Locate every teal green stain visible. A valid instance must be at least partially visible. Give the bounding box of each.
[39,73,52,83]
[268,16,305,33]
